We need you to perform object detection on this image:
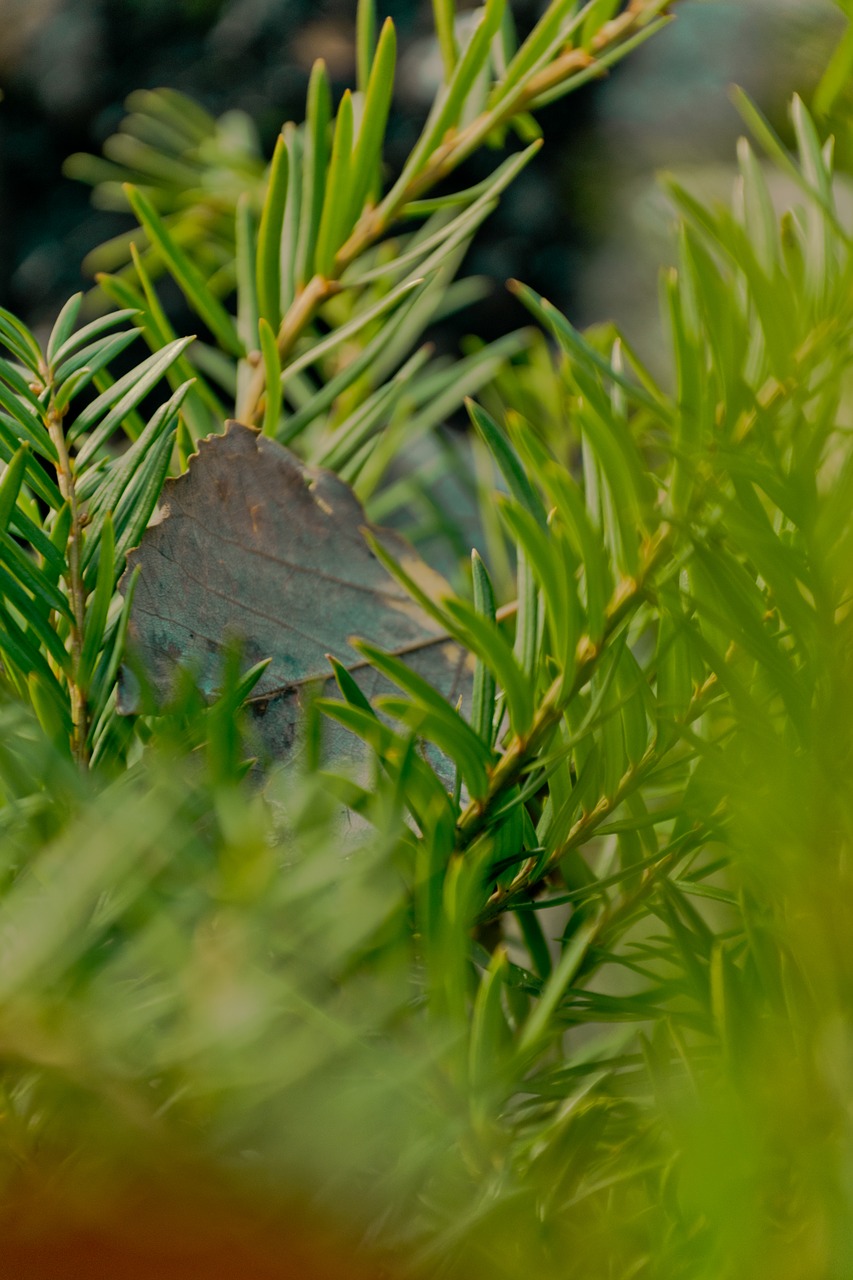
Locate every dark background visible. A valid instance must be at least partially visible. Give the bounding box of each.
[0,0,838,353]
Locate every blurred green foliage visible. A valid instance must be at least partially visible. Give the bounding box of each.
[1,3,853,1277]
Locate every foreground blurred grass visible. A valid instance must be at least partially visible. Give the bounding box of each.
[1,514,852,1279]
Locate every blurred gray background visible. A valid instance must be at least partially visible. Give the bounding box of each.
[0,0,841,353]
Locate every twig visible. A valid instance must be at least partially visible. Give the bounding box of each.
[455,527,671,851]
[45,399,89,765]
[238,0,682,428]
